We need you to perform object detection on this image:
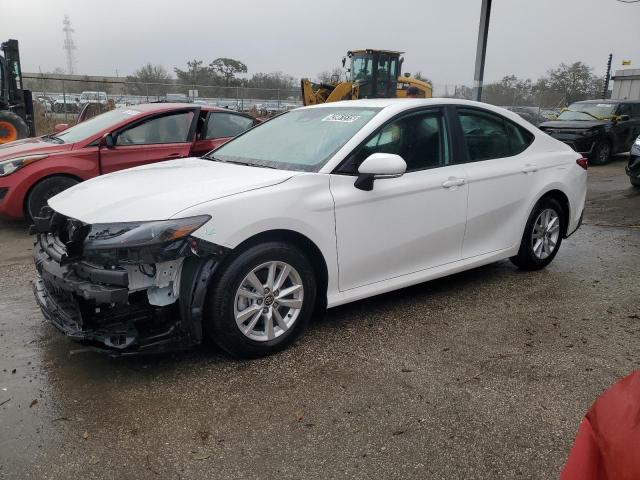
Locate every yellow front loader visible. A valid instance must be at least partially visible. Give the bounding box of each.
[301,49,432,106]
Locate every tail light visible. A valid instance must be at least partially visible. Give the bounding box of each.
[576,157,588,170]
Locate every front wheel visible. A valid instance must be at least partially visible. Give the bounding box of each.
[25,176,80,220]
[590,141,611,165]
[510,197,565,271]
[205,242,317,358]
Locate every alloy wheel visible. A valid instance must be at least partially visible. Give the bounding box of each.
[234,261,304,342]
[598,143,610,164]
[531,208,560,260]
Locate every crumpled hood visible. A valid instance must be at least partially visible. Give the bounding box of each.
[49,157,298,223]
[0,137,73,161]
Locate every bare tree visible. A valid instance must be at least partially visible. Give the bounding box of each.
[126,63,172,95]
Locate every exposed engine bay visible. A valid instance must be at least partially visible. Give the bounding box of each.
[31,209,226,354]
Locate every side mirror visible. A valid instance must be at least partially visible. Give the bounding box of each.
[617,114,630,122]
[355,153,406,191]
[101,133,115,149]
[53,123,69,133]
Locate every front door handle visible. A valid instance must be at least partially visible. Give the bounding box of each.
[442,178,466,189]
[166,153,182,158]
[522,164,538,174]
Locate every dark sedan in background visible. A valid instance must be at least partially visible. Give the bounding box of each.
[539,99,640,165]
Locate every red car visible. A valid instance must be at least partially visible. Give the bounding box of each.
[0,103,259,220]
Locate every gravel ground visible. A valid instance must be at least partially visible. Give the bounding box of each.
[0,155,638,479]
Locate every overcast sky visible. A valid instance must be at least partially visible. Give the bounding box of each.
[1,0,638,86]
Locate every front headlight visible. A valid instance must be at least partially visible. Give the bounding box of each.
[84,215,211,250]
[631,136,640,156]
[0,154,49,177]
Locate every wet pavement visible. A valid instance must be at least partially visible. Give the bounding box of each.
[1,156,639,479]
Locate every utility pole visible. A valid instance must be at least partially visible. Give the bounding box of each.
[472,0,492,102]
[602,53,612,99]
[62,15,76,75]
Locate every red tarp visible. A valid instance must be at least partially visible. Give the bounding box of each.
[561,370,640,480]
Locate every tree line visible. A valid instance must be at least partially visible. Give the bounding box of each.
[450,62,606,108]
[125,58,297,97]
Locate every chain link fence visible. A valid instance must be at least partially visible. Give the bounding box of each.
[24,75,563,135]
[23,75,303,133]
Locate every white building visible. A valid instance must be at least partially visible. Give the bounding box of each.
[612,69,640,100]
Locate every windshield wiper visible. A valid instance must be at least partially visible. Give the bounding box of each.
[565,110,604,121]
[224,159,277,169]
[204,155,277,169]
[41,134,64,144]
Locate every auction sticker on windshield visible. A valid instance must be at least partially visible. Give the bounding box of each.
[322,113,361,123]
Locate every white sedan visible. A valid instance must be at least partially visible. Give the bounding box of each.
[33,99,587,357]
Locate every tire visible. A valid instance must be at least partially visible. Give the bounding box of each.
[590,140,611,165]
[25,176,80,220]
[630,177,640,189]
[510,197,565,271]
[0,111,29,144]
[205,242,317,358]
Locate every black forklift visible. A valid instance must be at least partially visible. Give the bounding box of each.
[0,39,35,144]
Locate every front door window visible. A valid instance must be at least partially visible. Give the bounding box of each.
[116,112,194,145]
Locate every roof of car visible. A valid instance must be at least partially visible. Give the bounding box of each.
[299,98,500,109]
[573,99,638,104]
[116,102,239,113]
[299,98,534,129]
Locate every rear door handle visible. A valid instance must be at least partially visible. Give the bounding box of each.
[441,178,466,188]
[522,164,538,174]
[166,153,182,158]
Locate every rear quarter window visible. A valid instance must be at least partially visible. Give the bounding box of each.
[458,108,534,161]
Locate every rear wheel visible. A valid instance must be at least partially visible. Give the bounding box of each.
[0,111,29,144]
[205,242,317,358]
[590,140,611,165]
[25,176,80,220]
[510,197,565,271]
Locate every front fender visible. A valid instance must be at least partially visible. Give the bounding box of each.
[182,174,340,298]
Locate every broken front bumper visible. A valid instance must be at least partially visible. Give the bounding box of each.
[32,231,222,355]
[626,154,640,181]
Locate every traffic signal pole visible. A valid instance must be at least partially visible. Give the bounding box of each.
[472,0,492,102]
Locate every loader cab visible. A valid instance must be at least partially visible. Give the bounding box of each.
[348,49,402,99]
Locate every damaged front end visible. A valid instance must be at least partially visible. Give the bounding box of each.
[31,209,227,354]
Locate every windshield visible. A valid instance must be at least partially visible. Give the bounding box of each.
[51,108,144,143]
[351,54,374,83]
[209,107,381,171]
[557,103,617,121]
